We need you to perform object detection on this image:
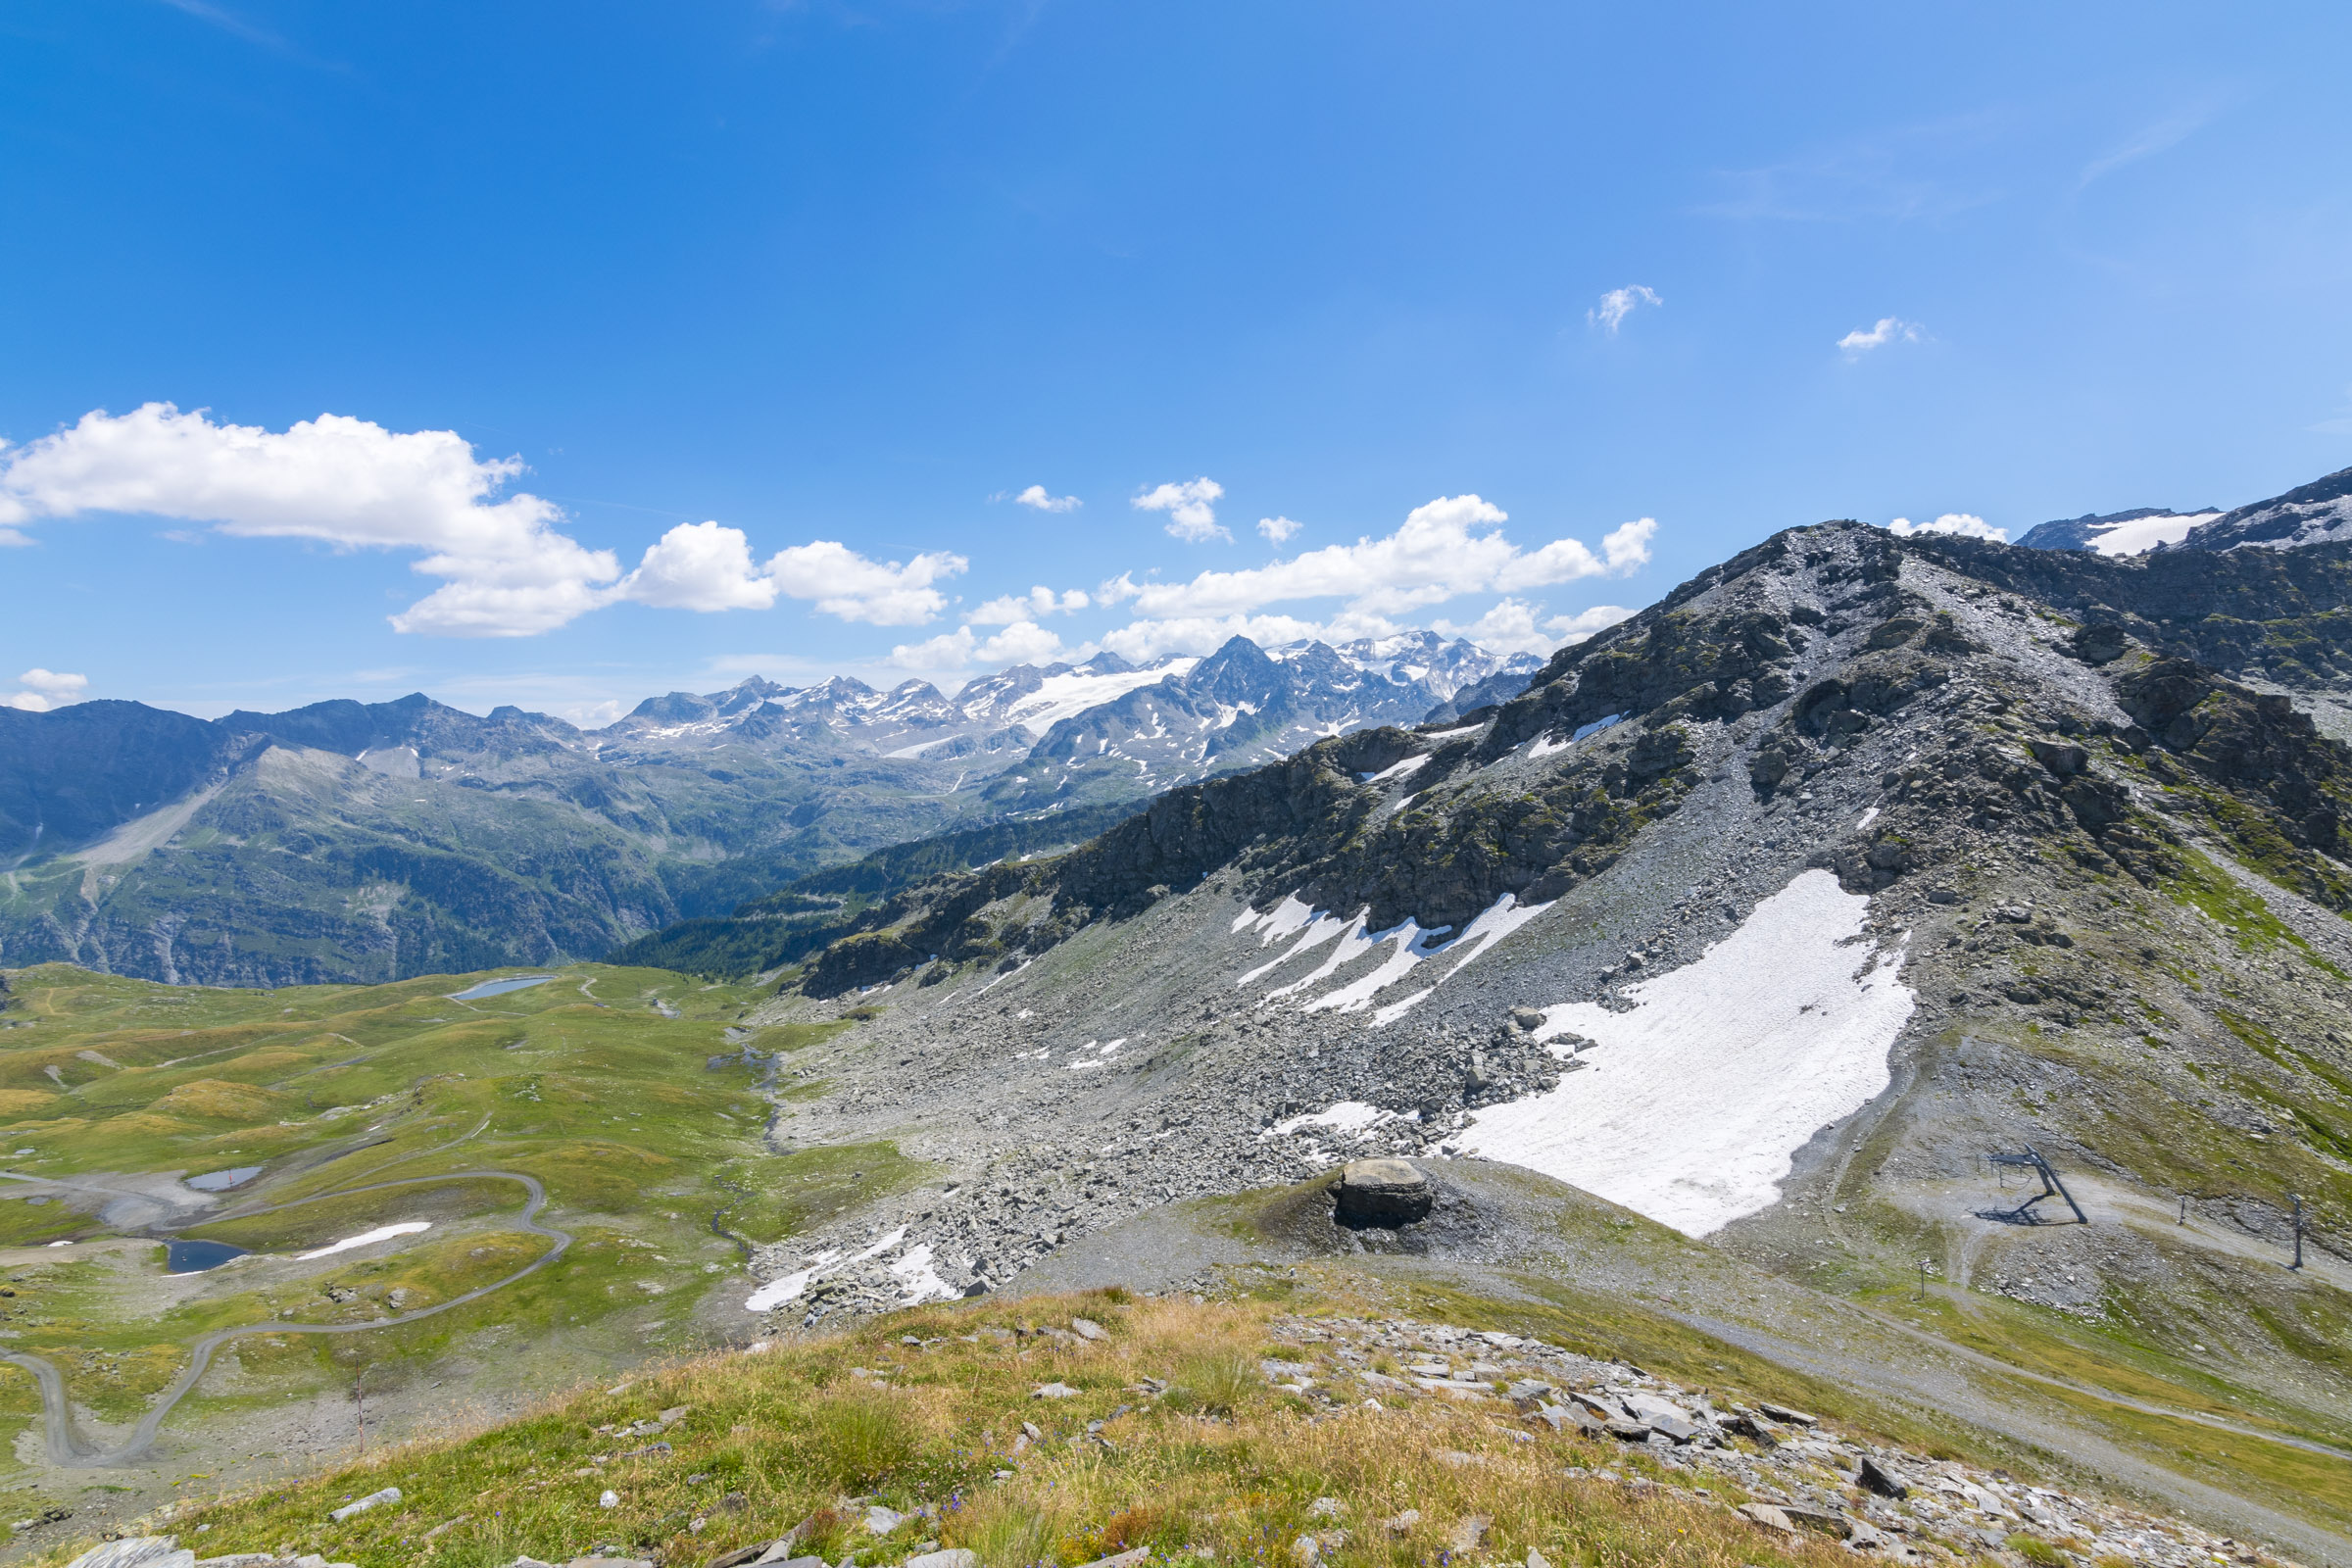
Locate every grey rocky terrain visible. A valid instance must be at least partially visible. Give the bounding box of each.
[713,514,2352,1557]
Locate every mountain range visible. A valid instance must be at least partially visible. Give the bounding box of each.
[0,631,1536,986]
[9,464,2352,1561]
[679,484,2352,1559]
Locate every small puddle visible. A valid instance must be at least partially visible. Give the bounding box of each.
[184,1165,263,1193]
[448,975,556,1001]
[166,1240,248,1274]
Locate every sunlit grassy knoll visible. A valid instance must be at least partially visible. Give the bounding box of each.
[52,1291,1872,1568]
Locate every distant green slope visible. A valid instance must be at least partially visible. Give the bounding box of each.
[603,799,1146,978]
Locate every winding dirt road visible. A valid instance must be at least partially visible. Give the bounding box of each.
[0,1169,570,1468]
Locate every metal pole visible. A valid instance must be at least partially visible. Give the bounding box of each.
[2292,1195,2305,1271]
[2179,1194,2187,1226]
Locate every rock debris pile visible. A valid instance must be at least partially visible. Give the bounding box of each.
[1249,1312,2305,1568]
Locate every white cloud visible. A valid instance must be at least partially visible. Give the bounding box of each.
[1431,599,1552,658]
[1133,477,1228,543]
[0,526,30,547]
[1102,496,1653,622]
[1589,285,1662,333]
[615,523,965,624]
[766,540,968,626]
[969,585,1090,624]
[1549,604,1638,643]
[1010,485,1081,514]
[19,668,87,698]
[1099,612,1385,665]
[1429,600,1640,659]
[1257,514,1301,543]
[890,619,1070,672]
[0,404,965,635]
[4,668,87,712]
[1886,513,2005,542]
[1838,318,1925,358]
[0,402,618,637]
[618,520,780,612]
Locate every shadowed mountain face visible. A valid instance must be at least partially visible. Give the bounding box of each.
[0,633,1535,987]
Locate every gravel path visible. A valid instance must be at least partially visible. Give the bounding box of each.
[0,1169,570,1468]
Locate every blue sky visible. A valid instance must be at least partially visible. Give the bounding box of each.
[3,1,2348,722]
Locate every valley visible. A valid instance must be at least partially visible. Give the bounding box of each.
[0,635,1535,989]
[0,960,918,1549]
[10,489,2352,1567]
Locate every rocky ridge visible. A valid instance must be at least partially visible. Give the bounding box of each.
[719,515,2352,1552]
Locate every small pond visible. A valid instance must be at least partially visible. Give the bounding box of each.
[448,974,556,1001]
[166,1240,248,1274]
[184,1165,263,1192]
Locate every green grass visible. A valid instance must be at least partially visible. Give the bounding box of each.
[0,959,898,1493]
[30,1290,1888,1568]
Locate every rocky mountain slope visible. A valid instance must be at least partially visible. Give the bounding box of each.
[0,635,1532,987]
[2173,466,2352,554]
[698,515,2352,1555]
[9,510,2352,1562]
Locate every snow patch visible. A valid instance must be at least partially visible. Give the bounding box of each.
[1237,890,1556,1018]
[1261,1101,1416,1140]
[744,1225,910,1310]
[889,1243,959,1304]
[295,1221,431,1261]
[1005,660,1200,735]
[1572,712,1625,742]
[1526,713,1622,760]
[1856,806,1880,829]
[1455,869,1913,1238]
[1238,908,1349,984]
[1303,921,1453,1013]
[1235,892,1317,942]
[2088,512,2220,557]
[1358,754,1431,784]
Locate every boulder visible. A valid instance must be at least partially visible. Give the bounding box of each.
[2026,739,2088,776]
[328,1486,401,1522]
[1778,1503,1850,1539]
[1332,1159,1433,1229]
[1857,1454,1911,1498]
[67,1544,195,1568]
[2071,623,2129,664]
[906,1553,979,1568]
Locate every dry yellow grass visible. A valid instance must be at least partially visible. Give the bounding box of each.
[0,1088,58,1116]
[151,1077,295,1121]
[69,1291,1853,1568]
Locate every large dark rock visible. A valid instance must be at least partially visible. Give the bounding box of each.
[1331,1158,1433,1229]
